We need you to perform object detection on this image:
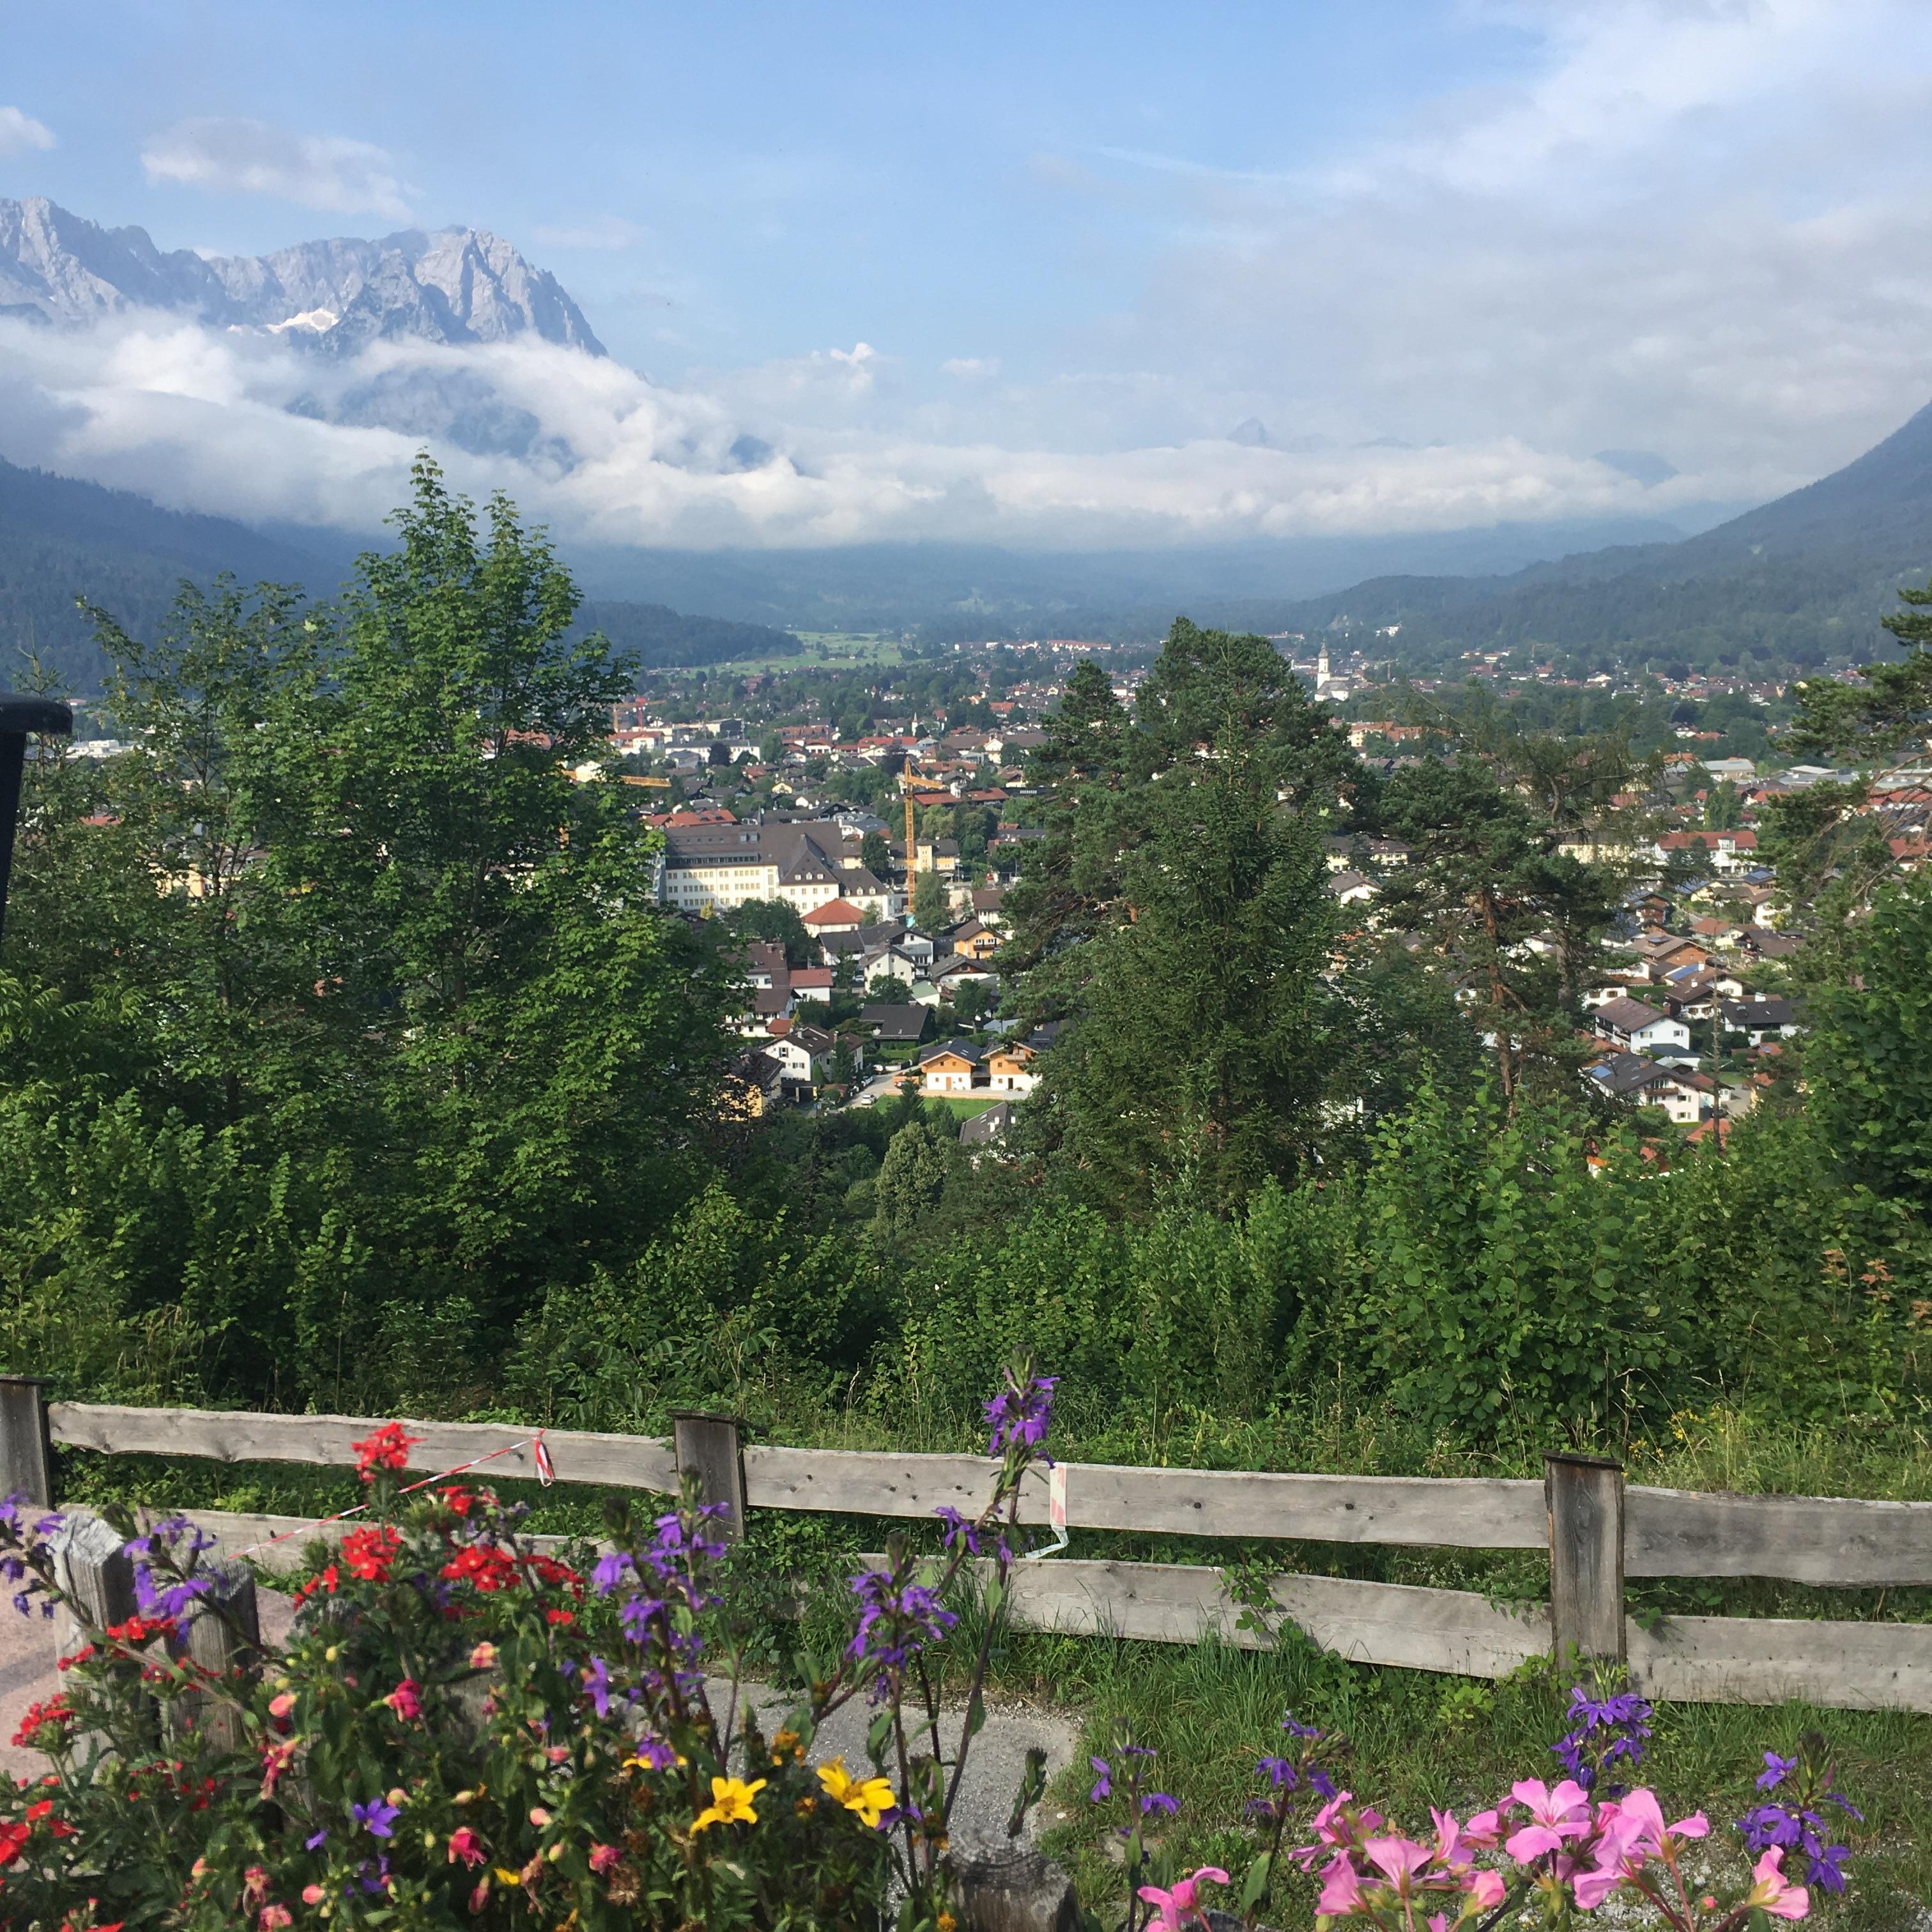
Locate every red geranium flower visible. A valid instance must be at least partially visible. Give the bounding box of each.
[342,1526,402,1583]
[351,1422,420,1480]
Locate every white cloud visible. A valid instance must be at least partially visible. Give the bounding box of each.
[142,118,417,222]
[0,311,1691,553]
[942,357,1001,379]
[532,217,648,250]
[0,106,54,154]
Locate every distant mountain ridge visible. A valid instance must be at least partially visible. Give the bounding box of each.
[0,458,798,694]
[1249,400,1932,670]
[0,196,604,356]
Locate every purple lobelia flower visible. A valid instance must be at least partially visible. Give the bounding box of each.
[1738,1733,1862,1894]
[934,1505,982,1555]
[847,1565,958,1693]
[351,1797,401,1839]
[985,1367,1058,1460]
[583,1655,611,1719]
[1089,1756,1112,1802]
[1552,1682,1652,1795]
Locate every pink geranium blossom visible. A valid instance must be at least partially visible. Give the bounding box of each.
[1503,1779,1592,1861]
[1136,1866,1229,1930]
[1744,1847,1810,1920]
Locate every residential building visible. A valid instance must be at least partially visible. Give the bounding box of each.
[919,1040,981,1094]
[986,1041,1038,1094]
[1593,997,1692,1056]
[959,1101,1015,1150]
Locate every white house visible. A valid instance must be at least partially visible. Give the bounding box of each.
[1593,997,1692,1057]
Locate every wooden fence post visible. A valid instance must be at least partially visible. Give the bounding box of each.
[0,1377,54,1508]
[175,1560,261,1753]
[673,1412,747,1542]
[50,1512,137,1664]
[1545,1452,1626,1667]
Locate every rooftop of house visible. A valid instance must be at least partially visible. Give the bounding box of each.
[1595,997,1671,1031]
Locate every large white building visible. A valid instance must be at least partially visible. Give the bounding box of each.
[660,822,884,916]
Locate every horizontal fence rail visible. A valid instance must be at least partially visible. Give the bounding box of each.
[13,1385,1932,1719]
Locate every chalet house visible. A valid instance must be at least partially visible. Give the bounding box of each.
[1593,997,1692,1056]
[919,1040,981,1095]
[1587,1052,1711,1126]
[986,1041,1038,1095]
[1326,870,1377,906]
[768,1023,836,1091]
[1721,997,1800,1045]
[949,917,1002,963]
[788,966,834,1002]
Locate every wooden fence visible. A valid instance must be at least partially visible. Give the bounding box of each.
[8,1379,1932,1717]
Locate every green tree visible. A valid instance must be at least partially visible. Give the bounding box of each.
[871,1116,956,1246]
[1806,875,1932,1212]
[725,898,813,966]
[860,829,893,877]
[912,866,947,932]
[1786,578,1932,761]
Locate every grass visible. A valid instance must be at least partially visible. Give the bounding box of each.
[711,631,909,673]
[932,1094,1006,1119]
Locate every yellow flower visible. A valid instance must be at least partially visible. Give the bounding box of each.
[692,1774,766,1832]
[817,1756,898,1829]
[493,1867,521,1885]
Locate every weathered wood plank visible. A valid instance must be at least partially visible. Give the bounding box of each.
[48,1404,678,1494]
[746,1448,1545,1547]
[1628,1613,1932,1713]
[983,1558,1550,1678]
[1626,1485,1932,1586]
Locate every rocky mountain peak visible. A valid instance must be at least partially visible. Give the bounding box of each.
[0,196,605,356]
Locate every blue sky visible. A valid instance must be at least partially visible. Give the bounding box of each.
[7,1,1932,549]
[8,2,1532,381]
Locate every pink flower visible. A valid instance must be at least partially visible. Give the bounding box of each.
[1460,1807,1505,1849]
[302,1885,325,1905]
[1464,1869,1506,1913]
[1611,1788,1708,1856]
[1503,1779,1592,1862]
[1430,1807,1469,1869]
[448,1827,485,1867]
[469,1878,490,1913]
[1744,1848,1810,1920]
[1315,1851,1365,1917]
[469,1641,498,1669]
[268,1690,296,1721]
[590,1843,622,1874]
[243,1867,270,1906]
[383,1678,422,1721]
[1137,1866,1230,1930]
[1364,1837,1435,1898]
[528,1806,551,1828]
[259,1910,292,1931]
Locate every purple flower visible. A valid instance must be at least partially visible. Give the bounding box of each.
[630,1733,678,1771]
[1089,1756,1111,1802]
[935,1505,981,1555]
[1257,1756,1298,1790]
[1280,1711,1321,1740]
[306,1829,329,1850]
[618,1593,666,1641]
[1140,1791,1179,1818]
[1552,1683,1652,1793]
[592,1551,637,1596]
[985,1370,1058,1459]
[1308,1765,1337,1801]
[583,1655,611,1718]
[1758,1751,1798,1791]
[847,1568,958,1683]
[351,1798,401,1839]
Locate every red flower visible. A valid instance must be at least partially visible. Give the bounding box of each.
[440,1545,520,1593]
[342,1526,402,1583]
[0,1821,30,1866]
[12,1697,75,1749]
[291,1563,341,1607]
[440,1485,477,1517]
[351,1422,420,1481]
[103,1614,176,1645]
